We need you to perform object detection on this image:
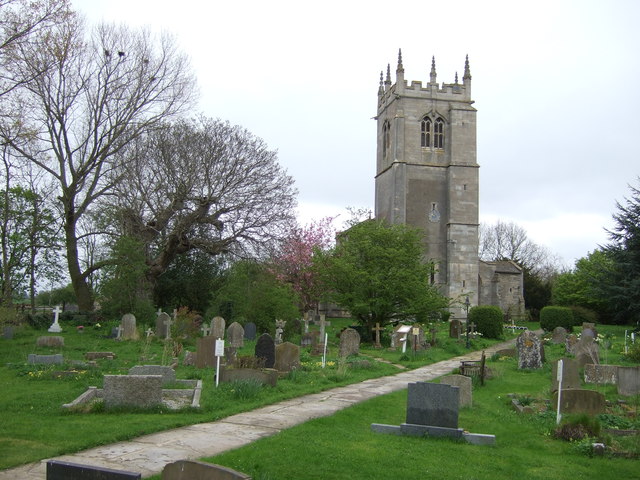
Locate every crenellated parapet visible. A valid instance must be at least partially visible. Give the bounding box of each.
[377,50,473,112]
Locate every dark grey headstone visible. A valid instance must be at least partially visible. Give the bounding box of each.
[552,389,605,415]
[255,333,275,368]
[103,375,163,408]
[406,382,459,429]
[3,326,14,339]
[195,336,216,368]
[47,459,140,479]
[449,320,463,339]
[617,366,640,396]
[244,322,257,340]
[551,357,580,392]
[28,353,63,365]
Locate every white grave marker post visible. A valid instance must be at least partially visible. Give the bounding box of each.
[397,325,412,354]
[48,305,63,333]
[556,359,564,424]
[215,339,225,387]
[322,333,328,368]
[632,332,636,344]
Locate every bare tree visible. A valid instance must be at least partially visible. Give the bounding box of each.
[1,16,196,310]
[106,117,297,301]
[479,220,563,280]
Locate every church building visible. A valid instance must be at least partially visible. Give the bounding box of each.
[374,51,524,319]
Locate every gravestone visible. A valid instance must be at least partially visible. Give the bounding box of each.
[156,312,170,339]
[128,365,176,385]
[309,331,323,355]
[581,328,596,340]
[200,324,211,337]
[36,336,65,348]
[584,364,618,385]
[183,351,196,366]
[408,324,427,351]
[244,322,257,340]
[551,358,580,392]
[301,332,314,348]
[211,316,226,340]
[28,353,63,365]
[449,319,463,339]
[429,327,438,346]
[48,305,63,333]
[161,460,250,480]
[582,322,598,338]
[575,336,599,368]
[275,341,300,372]
[121,313,138,340]
[339,328,360,357]
[372,323,384,348]
[195,336,216,368]
[516,330,544,369]
[440,374,472,407]
[617,366,640,396]
[103,374,163,408]
[406,382,459,429]
[274,319,286,344]
[3,325,13,339]
[551,326,567,344]
[84,352,116,361]
[47,460,141,480]
[552,389,605,415]
[255,333,275,368]
[565,334,578,355]
[224,346,237,366]
[227,322,244,348]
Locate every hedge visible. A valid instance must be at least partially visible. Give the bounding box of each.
[468,305,504,339]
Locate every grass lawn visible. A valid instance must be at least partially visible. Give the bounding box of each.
[0,317,521,470]
[194,336,640,480]
[1,319,638,476]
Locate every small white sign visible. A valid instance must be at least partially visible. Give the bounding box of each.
[412,327,420,336]
[215,339,225,357]
[556,359,564,382]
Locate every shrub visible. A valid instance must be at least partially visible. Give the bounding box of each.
[554,414,601,441]
[568,306,598,326]
[24,312,51,330]
[540,306,575,332]
[468,305,503,339]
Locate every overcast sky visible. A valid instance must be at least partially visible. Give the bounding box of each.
[72,0,640,267]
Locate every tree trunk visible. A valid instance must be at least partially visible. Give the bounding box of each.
[64,219,93,311]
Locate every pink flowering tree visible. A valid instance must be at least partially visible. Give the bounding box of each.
[270,217,336,314]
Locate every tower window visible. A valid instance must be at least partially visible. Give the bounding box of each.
[420,115,445,150]
[383,120,391,161]
[420,117,431,148]
[434,117,444,149]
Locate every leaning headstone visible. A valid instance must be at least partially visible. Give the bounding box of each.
[156,312,170,339]
[449,319,463,339]
[617,366,640,396]
[47,460,141,480]
[565,334,578,355]
[28,353,63,365]
[301,332,314,348]
[552,389,605,415]
[211,316,226,340]
[516,330,544,369]
[551,358,580,392]
[227,322,244,348]
[103,374,163,408]
[339,328,360,357]
[195,336,216,368]
[584,364,618,385]
[121,313,138,340]
[161,460,250,480]
[244,322,257,340]
[406,382,459,429]
[128,365,176,385]
[36,336,65,348]
[551,326,567,344]
[3,326,14,339]
[275,341,300,372]
[440,374,472,407]
[575,336,599,368]
[255,333,275,368]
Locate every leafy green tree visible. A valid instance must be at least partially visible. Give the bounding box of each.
[316,219,448,330]
[210,259,299,334]
[552,249,615,322]
[602,180,640,324]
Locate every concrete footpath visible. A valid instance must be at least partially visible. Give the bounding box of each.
[0,337,524,479]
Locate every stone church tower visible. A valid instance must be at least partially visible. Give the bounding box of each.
[374,51,479,318]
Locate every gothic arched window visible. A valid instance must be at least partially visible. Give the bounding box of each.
[420,117,431,148]
[434,117,445,149]
[383,120,391,160]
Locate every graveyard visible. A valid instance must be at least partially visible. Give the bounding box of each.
[1,314,639,479]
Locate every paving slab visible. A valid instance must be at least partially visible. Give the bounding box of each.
[0,335,529,480]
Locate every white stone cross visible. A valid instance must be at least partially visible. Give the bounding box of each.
[201,324,211,336]
[156,308,163,316]
[145,328,154,338]
[48,305,63,333]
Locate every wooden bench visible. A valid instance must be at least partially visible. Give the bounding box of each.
[460,351,487,385]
